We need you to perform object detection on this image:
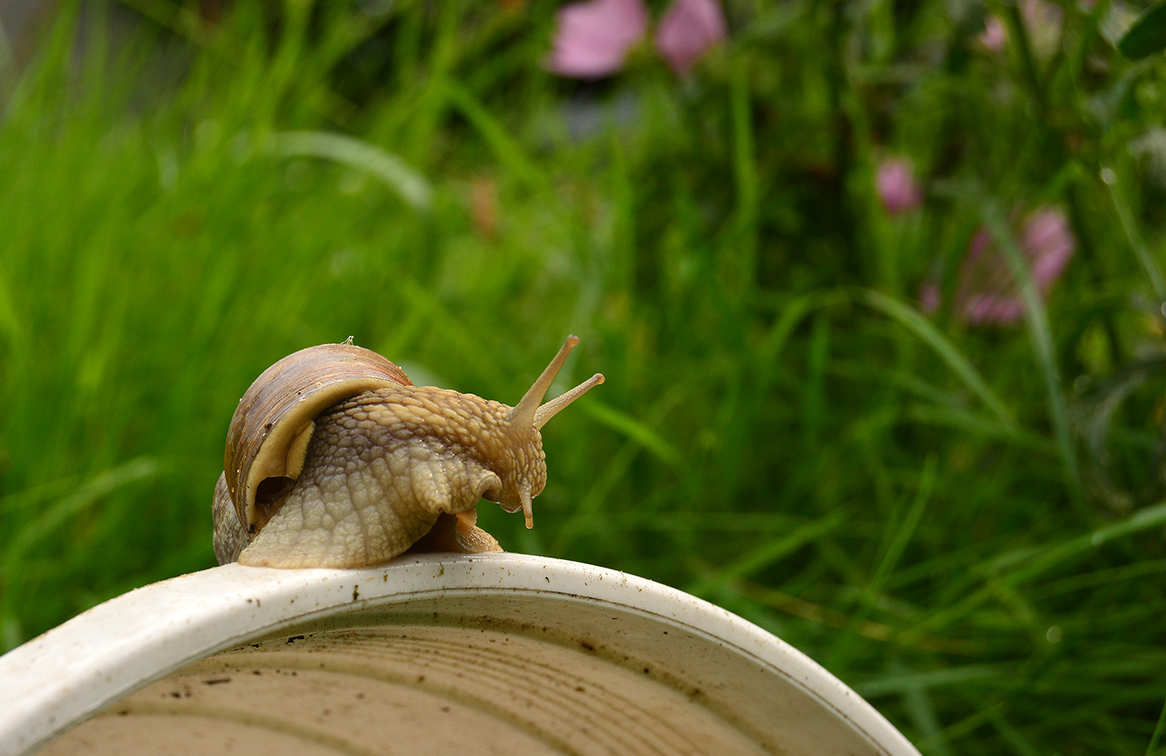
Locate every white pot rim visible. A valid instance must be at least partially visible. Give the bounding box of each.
[0,553,920,756]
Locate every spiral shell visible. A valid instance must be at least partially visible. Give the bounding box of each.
[213,343,410,563]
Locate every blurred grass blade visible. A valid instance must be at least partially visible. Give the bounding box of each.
[911,501,1166,635]
[441,80,545,188]
[887,658,955,756]
[1103,167,1166,301]
[0,476,83,516]
[1000,498,1166,581]
[826,455,937,670]
[757,291,850,389]
[1119,0,1166,59]
[974,692,1043,756]
[688,512,844,596]
[1000,499,1166,580]
[0,264,21,345]
[906,405,1052,451]
[1147,697,1166,756]
[802,313,830,448]
[582,401,681,468]
[268,131,431,211]
[736,581,978,654]
[2,457,158,575]
[853,663,1006,696]
[858,289,1018,431]
[979,201,1081,498]
[550,387,687,554]
[1089,500,1166,546]
[729,58,758,296]
[868,454,936,600]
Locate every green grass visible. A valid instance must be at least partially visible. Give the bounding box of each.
[3,0,1166,752]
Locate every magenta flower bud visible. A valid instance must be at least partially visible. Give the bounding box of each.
[955,207,1075,325]
[919,282,942,315]
[546,0,649,79]
[1023,208,1075,292]
[978,1,1063,57]
[979,15,1007,54]
[654,0,727,75]
[875,158,922,215]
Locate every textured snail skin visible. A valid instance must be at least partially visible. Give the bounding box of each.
[238,386,545,569]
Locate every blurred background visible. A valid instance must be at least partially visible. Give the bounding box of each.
[3,0,1166,752]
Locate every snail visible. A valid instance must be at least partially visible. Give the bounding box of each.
[212,335,603,568]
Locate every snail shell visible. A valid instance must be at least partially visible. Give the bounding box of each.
[212,336,603,568]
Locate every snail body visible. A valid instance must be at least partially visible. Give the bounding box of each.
[212,336,603,568]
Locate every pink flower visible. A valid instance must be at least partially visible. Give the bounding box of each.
[979,15,1007,53]
[954,207,1075,325]
[920,282,942,315]
[655,0,727,75]
[875,157,922,215]
[546,0,649,79]
[1024,208,1075,286]
[546,0,725,79]
[978,1,1063,57]
[1021,0,1064,56]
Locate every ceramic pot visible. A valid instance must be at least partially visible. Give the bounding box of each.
[0,553,920,756]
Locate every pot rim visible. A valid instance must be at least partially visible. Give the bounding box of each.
[0,552,919,756]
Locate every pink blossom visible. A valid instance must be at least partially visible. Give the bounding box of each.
[654,0,727,75]
[978,1,1063,57]
[979,15,1007,53]
[875,157,922,215]
[546,0,726,79]
[546,0,650,79]
[1024,208,1075,286]
[954,207,1075,325]
[1021,0,1064,56]
[920,282,941,315]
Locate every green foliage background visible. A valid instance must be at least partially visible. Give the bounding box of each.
[3,0,1166,753]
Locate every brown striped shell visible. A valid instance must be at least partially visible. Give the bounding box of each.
[222,343,411,538]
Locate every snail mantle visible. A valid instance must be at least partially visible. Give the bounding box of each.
[0,553,921,756]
